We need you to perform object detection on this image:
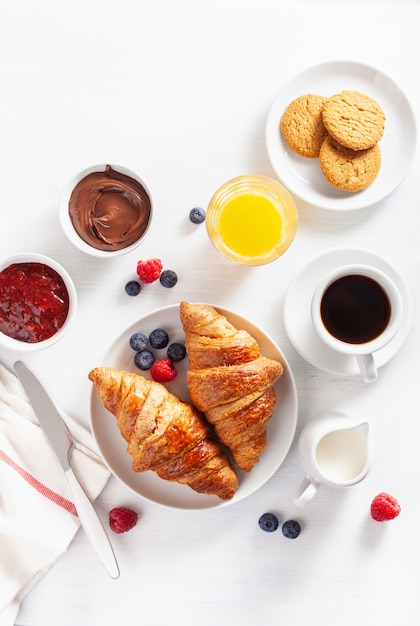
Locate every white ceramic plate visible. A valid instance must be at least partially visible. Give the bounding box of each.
[90,304,298,509]
[266,61,416,211]
[283,247,412,376]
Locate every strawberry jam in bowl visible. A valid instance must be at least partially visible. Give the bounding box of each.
[0,253,77,351]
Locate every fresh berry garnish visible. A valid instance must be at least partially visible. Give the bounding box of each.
[149,328,169,349]
[370,492,401,522]
[129,332,148,352]
[160,269,178,288]
[151,358,177,382]
[281,520,301,539]
[167,342,186,362]
[189,207,206,224]
[136,258,163,284]
[258,512,279,532]
[125,280,141,296]
[109,507,138,534]
[134,349,155,370]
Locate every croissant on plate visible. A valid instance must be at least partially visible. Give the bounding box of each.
[180,302,283,472]
[89,367,239,500]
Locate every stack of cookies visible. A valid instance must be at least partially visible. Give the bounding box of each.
[280,90,386,192]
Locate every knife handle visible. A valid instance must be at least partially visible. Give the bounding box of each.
[65,467,120,579]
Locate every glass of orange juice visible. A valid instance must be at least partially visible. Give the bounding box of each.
[206,175,298,266]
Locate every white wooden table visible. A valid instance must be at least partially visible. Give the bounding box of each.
[1,0,419,624]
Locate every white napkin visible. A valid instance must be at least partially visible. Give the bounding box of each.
[0,364,111,626]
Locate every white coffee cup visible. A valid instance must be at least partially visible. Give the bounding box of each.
[311,264,403,382]
[294,411,373,508]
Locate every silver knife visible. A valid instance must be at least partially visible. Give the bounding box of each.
[14,360,120,579]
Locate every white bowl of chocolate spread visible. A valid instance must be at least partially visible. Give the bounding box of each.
[59,164,153,257]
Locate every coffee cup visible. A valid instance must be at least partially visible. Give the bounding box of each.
[311,264,403,382]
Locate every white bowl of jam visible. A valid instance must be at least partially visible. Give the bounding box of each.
[0,253,77,351]
[59,163,153,257]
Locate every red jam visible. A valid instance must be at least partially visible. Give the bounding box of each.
[0,262,70,343]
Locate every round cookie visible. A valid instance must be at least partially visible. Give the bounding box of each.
[319,135,381,192]
[281,94,328,158]
[322,90,385,151]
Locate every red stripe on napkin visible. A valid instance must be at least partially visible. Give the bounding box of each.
[0,449,78,516]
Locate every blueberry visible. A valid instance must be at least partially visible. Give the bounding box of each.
[167,342,186,362]
[281,520,301,539]
[160,270,178,288]
[125,280,141,296]
[129,332,148,352]
[258,513,279,533]
[189,207,206,224]
[149,328,169,349]
[134,350,155,370]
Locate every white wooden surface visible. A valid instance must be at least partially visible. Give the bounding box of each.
[1,1,419,624]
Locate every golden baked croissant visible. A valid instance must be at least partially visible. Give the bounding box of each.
[89,367,238,500]
[180,302,283,472]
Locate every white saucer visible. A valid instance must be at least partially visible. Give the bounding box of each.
[283,247,413,377]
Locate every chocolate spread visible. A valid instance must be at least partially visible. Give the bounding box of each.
[68,165,151,251]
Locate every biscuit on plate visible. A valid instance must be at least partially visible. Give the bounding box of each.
[322,90,385,151]
[319,135,381,192]
[280,94,328,158]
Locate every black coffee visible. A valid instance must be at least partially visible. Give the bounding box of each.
[320,274,391,344]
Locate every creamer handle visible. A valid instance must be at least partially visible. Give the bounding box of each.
[293,476,319,508]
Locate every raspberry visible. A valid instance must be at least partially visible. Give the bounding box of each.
[370,492,401,522]
[109,507,138,534]
[136,258,163,283]
[151,358,177,382]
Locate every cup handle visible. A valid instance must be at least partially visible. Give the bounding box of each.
[356,354,377,383]
[293,476,320,508]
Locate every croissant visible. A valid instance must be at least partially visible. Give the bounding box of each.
[180,302,283,472]
[89,367,239,500]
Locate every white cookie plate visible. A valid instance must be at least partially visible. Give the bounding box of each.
[266,60,416,211]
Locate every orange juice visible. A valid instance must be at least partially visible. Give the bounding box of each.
[206,175,298,265]
[218,193,283,257]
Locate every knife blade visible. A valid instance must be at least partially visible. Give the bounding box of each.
[14,360,120,579]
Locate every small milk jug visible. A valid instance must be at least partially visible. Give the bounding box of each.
[294,411,373,507]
